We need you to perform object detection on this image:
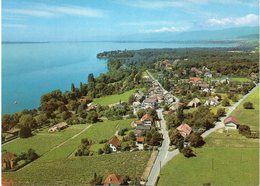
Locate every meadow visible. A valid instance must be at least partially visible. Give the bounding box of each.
[92,89,139,105]
[2,124,88,155]
[158,130,259,186]
[230,86,259,130]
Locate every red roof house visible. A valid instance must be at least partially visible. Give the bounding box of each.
[189,77,202,84]
[224,116,239,125]
[103,174,125,185]
[108,136,121,152]
[177,123,192,137]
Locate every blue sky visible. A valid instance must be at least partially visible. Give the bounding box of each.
[2,0,259,41]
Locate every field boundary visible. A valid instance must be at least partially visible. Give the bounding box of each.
[141,151,158,181]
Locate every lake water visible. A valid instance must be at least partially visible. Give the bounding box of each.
[2,41,237,114]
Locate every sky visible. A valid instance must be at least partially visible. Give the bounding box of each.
[2,0,259,41]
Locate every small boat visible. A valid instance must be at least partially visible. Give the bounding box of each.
[14,101,18,105]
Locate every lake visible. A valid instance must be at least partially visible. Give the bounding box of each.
[2,41,237,114]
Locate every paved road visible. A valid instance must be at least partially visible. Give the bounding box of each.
[146,83,258,186]
[146,70,180,102]
[146,109,169,186]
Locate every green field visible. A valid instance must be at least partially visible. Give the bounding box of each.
[230,77,251,82]
[158,131,259,186]
[93,89,139,105]
[3,151,151,185]
[2,124,88,155]
[231,86,259,130]
[39,119,133,161]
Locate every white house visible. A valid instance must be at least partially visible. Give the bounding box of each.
[108,136,121,152]
[224,116,239,130]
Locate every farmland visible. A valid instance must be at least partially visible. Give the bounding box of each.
[230,86,259,130]
[3,151,151,185]
[158,130,259,186]
[2,124,88,155]
[92,89,140,105]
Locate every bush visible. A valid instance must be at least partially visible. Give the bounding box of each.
[19,126,32,138]
[188,133,205,147]
[181,147,196,158]
[238,125,251,136]
[221,98,230,107]
[97,148,104,155]
[243,102,254,109]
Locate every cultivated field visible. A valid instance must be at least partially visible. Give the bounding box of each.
[158,130,259,186]
[230,86,259,130]
[3,151,151,185]
[2,124,88,155]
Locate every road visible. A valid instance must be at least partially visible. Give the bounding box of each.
[146,70,180,102]
[146,81,258,186]
[146,109,169,186]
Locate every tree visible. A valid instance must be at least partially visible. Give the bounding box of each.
[128,131,136,141]
[168,129,184,150]
[128,94,135,105]
[221,98,230,107]
[181,147,195,158]
[103,144,111,154]
[137,109,145,119]
[238,125,251,136]
[27,148,39,161]
[215,108,226,120]
[19,114,37,128]
[19,126,32,138]
[243,102,253,109]
[71,83,76,92]
[86,111,99,123]
[147,108,158,119]
[188,133,205,147]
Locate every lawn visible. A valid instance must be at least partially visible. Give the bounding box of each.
[92,89,140,105]
[230,86,259,130]
[3,151,151,185]
[158,130,259,186]
[230,77,251,83]
[2,124,88,155]
[36,119,134,161]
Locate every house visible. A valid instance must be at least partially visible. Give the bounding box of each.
[48,122,68,133]
[204,72,213,78]
[187,98,201,107]
[103,174,125,186]
[2,152,17,170]
[134,91,144,102]
[132,120,143,127]
[132,101,141,108]
[142,97,158,109]
[135,125,151,131]
[189,77,202,85]
[108,136,121,152]
[229,88,237,94]
[224,116,239,130]
[198,83,210,89]
[134,129,143,137]
[204,97,219,106]
[140,114,153,126]
[136,137,145,144]
[6,128,20,136]
[177,123,192,138]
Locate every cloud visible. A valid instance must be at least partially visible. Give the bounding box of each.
[3,5,106,18]
[141,26,187,33]
[120,21,177,26]
[207,14,259,26]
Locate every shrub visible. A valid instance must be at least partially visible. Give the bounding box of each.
[188,133,205,147]
[238,125,251,136]
[181,147,196,158]
[221,98,230,107]
[19,126,32,138]
[243,102,254,109]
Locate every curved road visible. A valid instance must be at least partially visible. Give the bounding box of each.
[146,80,258,186]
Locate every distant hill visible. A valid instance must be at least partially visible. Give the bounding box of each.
[109,26,259,41]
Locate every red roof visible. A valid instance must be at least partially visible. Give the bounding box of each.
[189,77,201,83]
[224,116,239,125]
[177,123,192,137]
[136,137,145,143]
[104,174,124,185]
[108,136,121,148]
[134,121,143,125]
[141,114,153,121]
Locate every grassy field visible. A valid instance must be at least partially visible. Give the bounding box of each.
[39,119,133,161]
[3,151,151,185]
[2,124,88,155]
[158,130,259,186]
[230,77,251,82]
[92,89,139,105]
[231,86,259,130]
